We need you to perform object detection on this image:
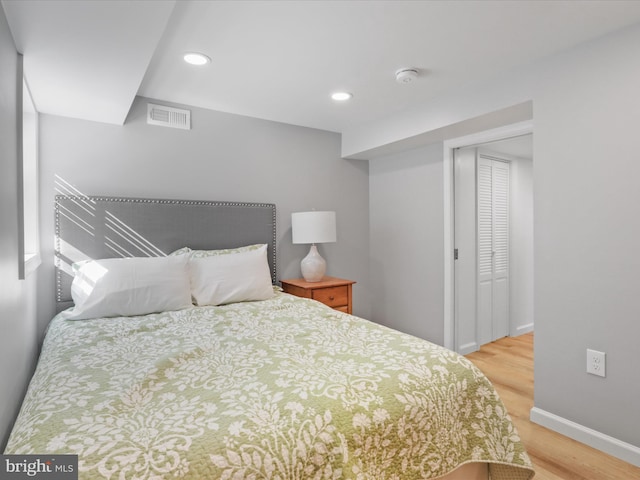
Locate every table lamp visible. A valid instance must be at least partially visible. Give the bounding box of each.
[291,211,336,282]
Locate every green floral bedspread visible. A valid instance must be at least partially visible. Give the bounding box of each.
[5,292,534,479]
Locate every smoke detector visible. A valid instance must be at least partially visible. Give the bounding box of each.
[395,68,419,84]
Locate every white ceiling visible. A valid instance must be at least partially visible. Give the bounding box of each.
[2,0,176,125]
[4,0,640,132]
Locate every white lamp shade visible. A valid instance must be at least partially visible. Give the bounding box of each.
[291,211,336,244]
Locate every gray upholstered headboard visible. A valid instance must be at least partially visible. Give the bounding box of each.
[55,196,276,312]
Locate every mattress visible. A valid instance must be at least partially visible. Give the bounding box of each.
[5,291,534,479]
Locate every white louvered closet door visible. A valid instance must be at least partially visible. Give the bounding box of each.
[477,156,510,346]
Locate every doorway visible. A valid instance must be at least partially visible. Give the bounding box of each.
[443,122,533,353]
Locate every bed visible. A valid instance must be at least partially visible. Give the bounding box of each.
[4,196,535,480]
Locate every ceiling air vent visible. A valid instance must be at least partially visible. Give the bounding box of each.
[147,103,191,130]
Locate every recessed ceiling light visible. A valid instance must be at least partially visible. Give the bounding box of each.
[331,92,353,101]
[183,52,211,66]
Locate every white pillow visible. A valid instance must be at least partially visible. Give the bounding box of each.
[189,244,273,306]
[171,244,264,258]
[63,255,192,320]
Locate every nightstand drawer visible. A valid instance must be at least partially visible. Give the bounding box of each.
[312,286,348,308]
[280,277,355,314]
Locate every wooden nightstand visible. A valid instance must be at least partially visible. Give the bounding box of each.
[280,277,355,314]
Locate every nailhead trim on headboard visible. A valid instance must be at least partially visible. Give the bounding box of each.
[55,195,277,307]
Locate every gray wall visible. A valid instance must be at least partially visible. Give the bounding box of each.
[0,7,39,449]
[532,24,640,447]
[363,23,640,452]
[369,143,444,343]
[36,96,371,330]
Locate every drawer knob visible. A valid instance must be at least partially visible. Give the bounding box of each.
[329,296,335,300]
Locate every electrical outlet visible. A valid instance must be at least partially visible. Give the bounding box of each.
[586,349,606,377]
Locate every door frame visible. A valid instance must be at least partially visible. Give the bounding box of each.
[442,121,532,352]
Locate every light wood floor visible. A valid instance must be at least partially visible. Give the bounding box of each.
[466,333,640,480]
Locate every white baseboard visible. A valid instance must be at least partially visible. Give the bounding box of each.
[460,330,532,355]
[530,407,640,467]
[514,323,534,335]
[458,342,479,355]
